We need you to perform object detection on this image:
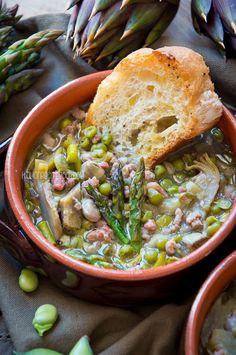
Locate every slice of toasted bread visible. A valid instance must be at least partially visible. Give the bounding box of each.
[87,47,222,167]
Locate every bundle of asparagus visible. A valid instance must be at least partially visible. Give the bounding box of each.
[0,2,63,106]
[66,0,180,68]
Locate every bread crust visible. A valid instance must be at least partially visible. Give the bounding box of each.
[87,47,222,167]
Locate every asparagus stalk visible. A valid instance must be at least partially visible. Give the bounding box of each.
[0,29,63,83]
[128,158,145,252]
[86,184,129,244]
[111,162,125,228]
[0,68,43,106]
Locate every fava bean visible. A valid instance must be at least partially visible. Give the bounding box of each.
[206,216,218,225]
[210,205,221,215]
[80,137,90,150]
[91,142,107,152]
[154,251,166,267]
[67,143,78,164]
[69,335,93,355]
[156,215,172,229]
[102,133,112,146]
[156,239,167,250]
[167,185,179,195]
[144,249,158,264]
[84,126,97,139]
[207,221,221,237]
[13,349,63,355]
[32,304,58,336]
[215,198,232,210]
[119,245,134,258]
[19,269,39,293]
[160,178,173,190]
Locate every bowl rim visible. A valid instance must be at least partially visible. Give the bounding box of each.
[184,250,236,354]
[4,71,236,281]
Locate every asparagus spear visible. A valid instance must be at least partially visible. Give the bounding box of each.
[128,158,145,252]
[0,68,43,106]
[0,26,13,51]
[111,162,125,228]
[0,29,63,83]
[86,184,129,244]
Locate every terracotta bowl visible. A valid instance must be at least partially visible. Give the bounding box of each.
[2,71,236,306]
[184,250,236,354]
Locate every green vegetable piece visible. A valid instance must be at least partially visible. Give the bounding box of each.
[13,349,63,355]
[167,185,179,195]
[216,198,232,210]
[144,249,158,264]
[54,153,68,172]
[111,162,125,228]
[99,182,112,196]
[210,205,221,215]
[172,158,184,171]
[160,178,173,190]
[84,126,97,139]
[148,188,164,206]
[154,164,166,178]
[207,221,221,237]
[67,143,78,164]
[102,133,113,146]
[59,117,72,130]
[119,245,135,258]
[37,221,56,245]
[69,335,93,355]
[211,127,224,143]
[156,215,172,229]
[206,216,218,225]
[92,149,106,158]
[173,173,186,184]
[80,137,91,150]
[156,238,167,250]
[91,142,107,152]
[25,200,34,213]
[74,157,82,172]
[174,234,182,243]
[141,210,153,223]
[154,251,166,267]
[32,304,58,337]
[128,158,145,252]
[19,268,39,293]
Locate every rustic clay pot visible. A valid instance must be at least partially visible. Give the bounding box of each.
[2,71,236,305]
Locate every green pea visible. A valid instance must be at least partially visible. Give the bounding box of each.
[99,182,112,196]
[84,126,97,139]
[211,127,224,143]
[172,158,185,171]
[141,210,153,223]
[207,221,221,237]
[19,269,39,293]
[32,304,58,336]
[144,249,158,264]
[102,133,113,146]
[119,245,134,258]
[160,178,173,190]
[148,188,164,205]
[80,137,91,150]
[91,142,107,152]
[210,205,221,215]
[206,216,218,225]
[59,117,72,130]
[13,349,63,355]
[154,251,166,267]
[156,238,168,250]
[156,215,172,229]
[215,199,232,210]
[69,335,93,355]
[167,185,179,195]
[154,164,167,178]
